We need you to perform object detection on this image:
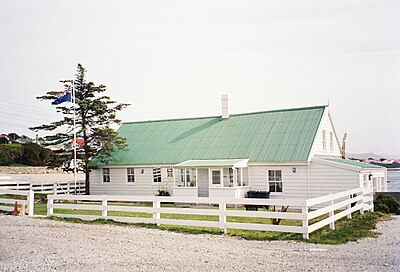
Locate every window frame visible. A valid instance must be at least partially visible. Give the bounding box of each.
[211,169,222,187]
[322,130,327,151]
[268,170,283,193]
[329,131,334,152]
[102,168,111,183]
[127,167,135,183]
[153,168,162,183]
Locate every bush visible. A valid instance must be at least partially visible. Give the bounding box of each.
[21,143,52,166]
[0,144,23,165]
[0,143,56,166]
[375,203,389,214]
[374,195,400,215]
[157,189,171,196]
[156,184,171,196]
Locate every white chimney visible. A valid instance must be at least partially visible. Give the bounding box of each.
[221,94,231,119]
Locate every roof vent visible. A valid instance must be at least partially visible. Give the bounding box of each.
[221,94,231,119]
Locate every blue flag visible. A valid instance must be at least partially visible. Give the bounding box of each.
[52,89,72,105]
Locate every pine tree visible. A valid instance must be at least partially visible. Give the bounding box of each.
[31,64,129,194]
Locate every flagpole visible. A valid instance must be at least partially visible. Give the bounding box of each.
[72,81,77,195]
[60,79,77,195]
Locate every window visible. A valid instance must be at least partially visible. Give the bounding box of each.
[211,169,221,185]
[153,168,162,183]
[329,132,334,152]
[222,168,234,187]
[268,170,282,192]
[237,168,242,186]
[186,169,191,184]
[102,168,110,183]
[127,168,135,183]
[322,130,327,151]
[175,168,197,187]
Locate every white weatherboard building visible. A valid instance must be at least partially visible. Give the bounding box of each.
[90,97,387,199]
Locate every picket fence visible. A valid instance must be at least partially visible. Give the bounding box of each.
[47,187,374,239]
[0,189,34,216]
[0,178,85,195]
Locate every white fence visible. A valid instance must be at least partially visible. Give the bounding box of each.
[0,189,34,216]
[47,187,374,239]
[0,178,85,195]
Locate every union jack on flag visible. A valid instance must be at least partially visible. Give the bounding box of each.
[52,87,72,105]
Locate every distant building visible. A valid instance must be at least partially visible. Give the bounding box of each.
[0,134,10,144]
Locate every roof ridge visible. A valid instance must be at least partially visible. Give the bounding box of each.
[122,105,328,125]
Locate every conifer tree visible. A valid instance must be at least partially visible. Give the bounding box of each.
[31,64,129,194]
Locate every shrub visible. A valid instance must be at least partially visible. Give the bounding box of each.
[0,144,23,165]
[0,143,56,166]
[374,195,400,215]
[375,203,389,214]
[21,143,52,166]
[156,184,171,196]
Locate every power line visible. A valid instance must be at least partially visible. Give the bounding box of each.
[0,103,60,118]
[0,100,58,114]
[0,113,55,123]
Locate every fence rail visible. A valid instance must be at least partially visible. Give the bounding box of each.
[0,189,34,216]
[0,178,85,195]
[47,187,374,239]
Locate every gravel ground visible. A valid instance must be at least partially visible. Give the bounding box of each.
[0,216,399,272]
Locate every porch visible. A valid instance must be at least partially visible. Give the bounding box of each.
[172,159,250,198]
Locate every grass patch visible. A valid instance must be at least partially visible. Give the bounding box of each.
[0,193,47,201]
[31,200,391,244]
[305,212,391,244]
[1,198,390,244]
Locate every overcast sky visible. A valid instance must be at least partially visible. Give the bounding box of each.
[0,1,399,156]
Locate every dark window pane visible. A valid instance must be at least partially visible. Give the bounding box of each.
[277,182,283,192]
[212,170,221,184]
[276,170,282,181]
[269,182,275,192]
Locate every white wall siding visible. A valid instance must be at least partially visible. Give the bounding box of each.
[313,112,342,158]
[248,162,362,199]
[308,161,359,197]
[90,167,174,196]
[90,160,368,200]
[248,165,310,199]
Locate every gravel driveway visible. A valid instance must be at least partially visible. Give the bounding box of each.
[0,215,399,272]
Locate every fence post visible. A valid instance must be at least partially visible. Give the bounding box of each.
[219,201,227,234]
[329,196,335,230]
[360,189,365,215]
[370,190,374,212]
[102,195,108,218]
[47,196,54,216]
[27,190,34,216]
[153,199,160,226]
[302,206,309,239]
[67,182,71,194]
[347,195,352,219]
[53,183,58,195]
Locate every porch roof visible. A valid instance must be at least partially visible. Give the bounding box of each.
[175,159,249,168]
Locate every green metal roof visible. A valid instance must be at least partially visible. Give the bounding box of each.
[175,159,249,168]
[326,159,384,169]
[106,105,326,165]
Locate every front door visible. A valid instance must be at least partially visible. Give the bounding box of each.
[197,169,209,197]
